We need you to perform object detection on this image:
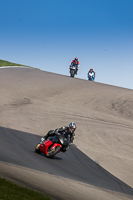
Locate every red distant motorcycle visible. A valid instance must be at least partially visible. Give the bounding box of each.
[35,133,70,158]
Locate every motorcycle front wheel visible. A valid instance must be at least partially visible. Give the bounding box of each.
[35,143,41,154]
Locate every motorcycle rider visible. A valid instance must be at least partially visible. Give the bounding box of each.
[42,122,77,151]
[88,68,95,79]
[70,57,79,75]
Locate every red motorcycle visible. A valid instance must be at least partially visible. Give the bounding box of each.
[35,133,70,158]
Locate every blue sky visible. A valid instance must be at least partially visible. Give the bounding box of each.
[0,0,133,89]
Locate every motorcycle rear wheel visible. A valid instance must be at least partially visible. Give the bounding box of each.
[46,146,61,158]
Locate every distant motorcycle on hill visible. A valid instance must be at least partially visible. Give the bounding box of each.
[88,72,95,81]
[69,65,78,77]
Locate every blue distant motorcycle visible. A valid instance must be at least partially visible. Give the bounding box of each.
[88,72,95,81]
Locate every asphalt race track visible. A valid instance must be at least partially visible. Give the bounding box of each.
[0,127,133,199]
[0,67,133,200]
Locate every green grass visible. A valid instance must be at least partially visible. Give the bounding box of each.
[0,177,52,200]
[0,59,31,68]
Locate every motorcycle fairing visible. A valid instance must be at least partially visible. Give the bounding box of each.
[88,72,95,81]
[40,140,53,154]
[40,137,62,155]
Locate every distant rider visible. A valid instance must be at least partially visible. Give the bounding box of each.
[70,57,79,75]
[88,68,95,79]
[42,122,77,152]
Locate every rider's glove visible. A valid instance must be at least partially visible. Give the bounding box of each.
[40,137,45,144]
[41,137,45,142]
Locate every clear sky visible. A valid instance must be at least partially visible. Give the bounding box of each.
[0,0,133,89]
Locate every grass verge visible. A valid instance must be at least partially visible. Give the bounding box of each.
[0,59,31,68]
[0,177,52,200]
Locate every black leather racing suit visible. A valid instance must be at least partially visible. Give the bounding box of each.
[44,126,75,147]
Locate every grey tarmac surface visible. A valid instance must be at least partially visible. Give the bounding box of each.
[0,67,133,200]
